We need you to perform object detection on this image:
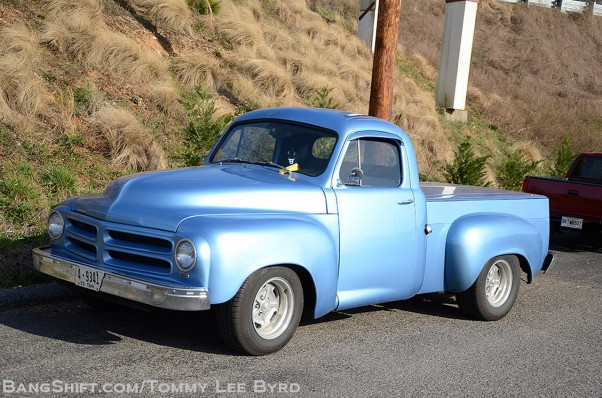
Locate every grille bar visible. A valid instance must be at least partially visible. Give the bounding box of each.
[108,250,171,269]
[62,212,174,272]
[107,230,172,253]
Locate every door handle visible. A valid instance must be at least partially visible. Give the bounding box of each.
[567,190,579,196]
[398,199,414,205]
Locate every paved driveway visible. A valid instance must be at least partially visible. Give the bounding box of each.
[0,231,600,397]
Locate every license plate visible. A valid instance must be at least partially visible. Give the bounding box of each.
[561,216,583,230]
[75,265,105,291]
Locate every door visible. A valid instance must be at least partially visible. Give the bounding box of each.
[334,137,421,310]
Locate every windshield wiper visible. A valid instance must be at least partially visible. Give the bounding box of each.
[218,159,254,165]
[254,161,287,171]
[255,161,302,175]
[218,159,298,174]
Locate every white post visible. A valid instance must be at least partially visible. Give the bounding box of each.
[436,0,480,122]
[358,0,379,52]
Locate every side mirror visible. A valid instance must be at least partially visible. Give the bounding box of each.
[346,167,364,186]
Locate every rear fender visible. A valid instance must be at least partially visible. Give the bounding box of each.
[445,214,543,292]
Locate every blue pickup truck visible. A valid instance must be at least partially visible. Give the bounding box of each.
[33,108,553,355]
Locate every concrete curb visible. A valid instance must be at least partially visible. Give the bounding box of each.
[0,282,79,311]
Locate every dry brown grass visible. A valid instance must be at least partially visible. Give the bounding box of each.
[44,0,103,19]
[0,24,47,127]
[239,58,296,102]
[171,52,218,90]
[129,0,192,33]
[91,31,168,81]
[42,0,168,82]
[91,106,167,171]
[309,0,359,32]
[217,5,263,46]
[211,0,452,170]
[398,0,602,154]
[393,76,452,174]
[148,81,183,118]
[217,0,369,106]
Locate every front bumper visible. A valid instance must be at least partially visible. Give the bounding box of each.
[32,247,210,311]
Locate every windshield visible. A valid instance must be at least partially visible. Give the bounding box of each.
[209,121,338,176]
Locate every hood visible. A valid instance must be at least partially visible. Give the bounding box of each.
[69,165,327,232]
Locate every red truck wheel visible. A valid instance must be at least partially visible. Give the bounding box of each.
[456,255,520,321]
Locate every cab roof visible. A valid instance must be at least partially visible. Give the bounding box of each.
[233,107,407,141]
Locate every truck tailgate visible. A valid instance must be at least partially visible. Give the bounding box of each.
[523,176,602,222]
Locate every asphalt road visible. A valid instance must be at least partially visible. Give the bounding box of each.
[0,231,600,397]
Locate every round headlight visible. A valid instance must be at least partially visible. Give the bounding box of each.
[175,239,196,271]
[48,211,64,240]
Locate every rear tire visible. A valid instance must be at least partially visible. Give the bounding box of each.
[216,267,303,355]
[456,255,520,321]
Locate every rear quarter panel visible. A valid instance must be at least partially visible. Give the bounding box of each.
[420,192,549,294]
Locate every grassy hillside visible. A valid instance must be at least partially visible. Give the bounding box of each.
[399,0,602,152]
[0,0,600,281]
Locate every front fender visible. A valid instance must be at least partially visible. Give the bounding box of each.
[177,214,339,318]
[445,213,544,292]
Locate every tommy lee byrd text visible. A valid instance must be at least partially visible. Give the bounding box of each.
[2,379,302,394]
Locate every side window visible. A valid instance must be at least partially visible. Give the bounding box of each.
[339,138,402,187]
[572,156,602,180]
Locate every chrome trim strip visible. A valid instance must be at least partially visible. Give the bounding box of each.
[32,247,210,311]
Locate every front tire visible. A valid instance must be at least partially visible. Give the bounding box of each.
[456,255,520,321]
[216,267,303,355]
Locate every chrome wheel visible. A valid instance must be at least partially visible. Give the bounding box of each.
[485,258,513,307]
[252,277,295,340]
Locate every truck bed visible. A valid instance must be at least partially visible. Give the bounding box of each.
[418,182,549,294]
[421,182,549,233]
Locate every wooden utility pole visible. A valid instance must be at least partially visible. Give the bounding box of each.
[368,0,402,121]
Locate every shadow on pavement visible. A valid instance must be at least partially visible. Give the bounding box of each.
[0,299,234,355]
[382,294,469,320]
[0,291,470,355]
[550,230,601,254]
[304,293,468,326]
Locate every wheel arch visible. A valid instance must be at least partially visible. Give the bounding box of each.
[516,254,533,282]
[445,213,543,292]
[284,264,317,321]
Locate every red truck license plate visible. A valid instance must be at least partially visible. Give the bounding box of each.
[561,216,583,230]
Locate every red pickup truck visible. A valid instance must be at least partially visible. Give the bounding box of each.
[522,152,602,233]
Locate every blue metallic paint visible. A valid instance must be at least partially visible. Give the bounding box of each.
[177,214,340,318]
[69,165,329,232]
[331,133,427,310]
[37,108,551,319]
[444,213,545,292]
